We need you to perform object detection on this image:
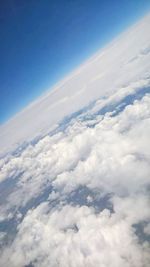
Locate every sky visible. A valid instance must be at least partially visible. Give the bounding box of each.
[0,0,150,124]
[0,6,150,267]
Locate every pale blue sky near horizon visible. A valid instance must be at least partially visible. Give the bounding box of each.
[0,0,150,124]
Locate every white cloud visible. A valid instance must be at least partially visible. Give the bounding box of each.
[0,93,150,217]
[0,13,150,267]
[1,196,150,267]
[0,92,149,266]
[0,13,150,156]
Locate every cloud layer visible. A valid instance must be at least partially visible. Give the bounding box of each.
[0,13,150,267]
[0,13,150,156]
[0,84,150,266]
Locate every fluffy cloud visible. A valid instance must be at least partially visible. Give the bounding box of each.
[0,87,150,266]
[1,196,150,267]
[0,13,150,266]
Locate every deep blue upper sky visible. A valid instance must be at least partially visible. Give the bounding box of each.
[0,0,150,124]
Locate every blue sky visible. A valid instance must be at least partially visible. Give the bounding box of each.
[0,0,150,124]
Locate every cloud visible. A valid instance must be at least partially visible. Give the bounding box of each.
[0,93,150,207]
[0,13,150,156]
[1,196,150,267]
[52,94,150,197]
[0,89,150,266]
[0,13,150,265]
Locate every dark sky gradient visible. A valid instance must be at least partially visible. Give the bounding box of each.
[0,0,150,123]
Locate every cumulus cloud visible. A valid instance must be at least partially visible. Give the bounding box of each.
[0,14,150,266]
[1,197,150,267]
[0,89,149,266]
